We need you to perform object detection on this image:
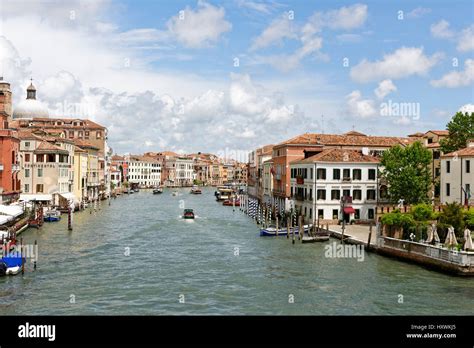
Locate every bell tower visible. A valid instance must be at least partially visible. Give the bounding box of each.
[0,77,13,129]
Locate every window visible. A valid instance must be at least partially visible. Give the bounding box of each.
[69,130,74,139]
[435,168,440,177]
[353,189,362,201]
[36,184,44,193]
[25,142,30,147]
[368,169,376,180]
[466,184,471,197]
[446,160,450,173]
[25,153,30,162]
[25,169,30,178]
[354,209,360,220]
[78,131,83,139]
[317,189,326,200]
[318,209,324,219]
[446,183,450,196]
[333,169,340,180]
[36,154,44,162]
[24,184,29,193]
[47,154,55,162]
[343,189,350,199]
[332,209,338,219]
[317,168,326,180]
[309,188,312,201]
[352,169,362,180]
[368,209,375,220]
[85,131,90,139]
[433,151,440,160]
[343,168,350,180]
[331,189,340,200]
[427,138,433,144]
[467,160,471,173]
[310,168,313,180]
[367,189,376,200]
[37,168,43,177]
[96,131,102,139]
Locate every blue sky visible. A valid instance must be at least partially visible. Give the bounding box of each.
[0,0,473,155]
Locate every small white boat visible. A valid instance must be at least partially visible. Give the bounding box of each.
[44,209,61,222]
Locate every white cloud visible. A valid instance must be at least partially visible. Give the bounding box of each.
[350,47,442,83]
[250,14,297,50]
[407,7,431,19]
[251,4,367,70]
[374,79,397,99]
[431,20,455,39]
[346,90,377,118]
[459,104,474,114]
[236,0,282,14]
[166,1,232,48]
[457,25,474,52]
[40,71,84,104]
[431,59,474,88]
[431,20,474,52]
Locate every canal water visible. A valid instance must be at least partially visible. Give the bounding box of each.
[1,188,472,315]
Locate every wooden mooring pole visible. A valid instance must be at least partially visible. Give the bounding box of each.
[275,216,279,238]
[367,223,373,250]
[68,207,73,231]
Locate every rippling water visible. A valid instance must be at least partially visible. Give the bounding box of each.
[1,187,473,315]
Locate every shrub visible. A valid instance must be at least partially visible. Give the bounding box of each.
[438,203,465,238]
[464,208,474,230]
[410,203,435,221]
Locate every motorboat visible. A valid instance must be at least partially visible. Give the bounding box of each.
[183,209,195,219]
[153,187,163,194]
[0,254,24,276]
[44,209,61,222]
[260,225,311,237]
[190,186,202,194]
[223,199,240,206]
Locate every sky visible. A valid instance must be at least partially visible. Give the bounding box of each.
[0,0,473,157]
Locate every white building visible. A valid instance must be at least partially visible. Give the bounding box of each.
[290,149,379,224]
[126,155,161,187]
[167,156,194,187]
[440,141,474,205]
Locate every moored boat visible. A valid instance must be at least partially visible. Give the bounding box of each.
[43,209,61,222]
[183,209,195,219]
[153,187,163,194]
[302,234,330,243]
[0,254,25,276]
[260,225,311,237]
[223,199,240,206]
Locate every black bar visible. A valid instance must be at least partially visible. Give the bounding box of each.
[0,316,471,346]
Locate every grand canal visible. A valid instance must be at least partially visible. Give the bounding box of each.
[0,188,472,315]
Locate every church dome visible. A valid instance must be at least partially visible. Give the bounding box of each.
[12,80,50,119]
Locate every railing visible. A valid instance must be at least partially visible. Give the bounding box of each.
[378,236,474,266]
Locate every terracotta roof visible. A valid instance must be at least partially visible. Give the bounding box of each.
[74,146,86,153]
[129,155,161,163]
[29,117,105,129]
[34,141,68,154]
[276,132,416,148]
[73,139,99,150]
[344,131,367,136]
[426,130,449,136]
[442,146,474,158]
[17,129,43,140]
[159,151,179,157]
[112,155,124,161]
[427,142,441,148]
[292,148,380,164]
[408,132,425,137]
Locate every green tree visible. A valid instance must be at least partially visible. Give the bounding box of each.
[438,202,465,238]
[380,141,432,205]
[439,111,474,153]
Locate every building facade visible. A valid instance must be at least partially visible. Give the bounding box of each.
[440,141,474,205]
[290,149,380,224]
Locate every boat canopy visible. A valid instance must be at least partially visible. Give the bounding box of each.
[0,215,13,226]
[0,205,24,218]
[19,194,53,202]
[57,192,79,204]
